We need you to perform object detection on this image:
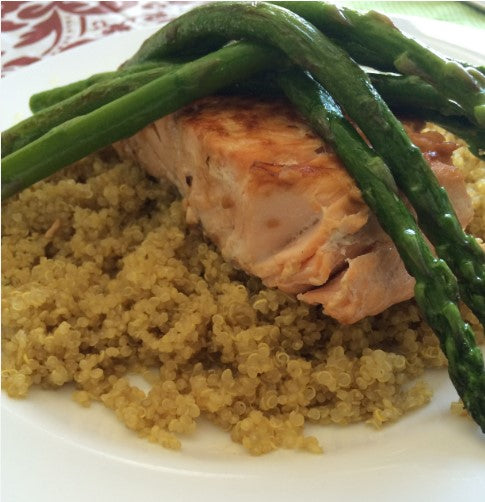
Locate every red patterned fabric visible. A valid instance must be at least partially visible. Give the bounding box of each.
[1,1,203,76]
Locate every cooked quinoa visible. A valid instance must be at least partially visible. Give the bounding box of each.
[2,131,484,455]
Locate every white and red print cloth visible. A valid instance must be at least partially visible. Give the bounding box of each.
[1,1,204,76]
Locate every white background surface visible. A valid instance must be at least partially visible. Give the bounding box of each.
[2,16,485,502]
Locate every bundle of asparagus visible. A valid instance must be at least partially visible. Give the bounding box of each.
[1,1,484,431]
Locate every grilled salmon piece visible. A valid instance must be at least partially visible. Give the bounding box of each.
[115,96,472,324]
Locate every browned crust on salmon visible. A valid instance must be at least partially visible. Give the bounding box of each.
[116,96,472,324]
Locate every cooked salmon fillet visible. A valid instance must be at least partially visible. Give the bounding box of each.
[115,96,473,324]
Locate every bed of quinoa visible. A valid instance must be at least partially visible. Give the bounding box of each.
[2,132,484,455]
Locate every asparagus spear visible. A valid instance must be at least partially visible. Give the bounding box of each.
[2,64,181,158]
[342,39,485,80]
[273,1,485,127]
[121,1,485,326]
[1,42,281,199]
[368,73,466,118]
[277,69,485,431]
[28,61,165,113]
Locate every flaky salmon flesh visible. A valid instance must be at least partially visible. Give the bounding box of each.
[116,96,472,324]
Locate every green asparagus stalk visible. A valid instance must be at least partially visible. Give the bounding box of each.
[28,61,165,113]
[368,73,466,118]
[330,38,485,78]
[2,64,181,158]
[277,69,485,431]
[1,42,281,199]
[121,1,485,326]
[273,1,485,127]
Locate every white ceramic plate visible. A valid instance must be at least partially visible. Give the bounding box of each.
[2,16,485,502]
